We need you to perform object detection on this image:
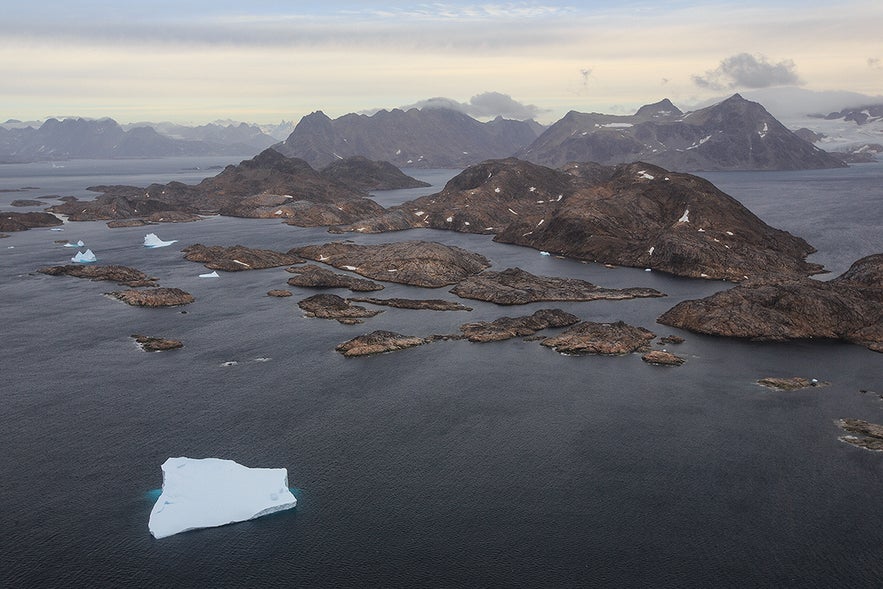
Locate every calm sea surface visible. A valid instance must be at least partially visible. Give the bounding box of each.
[2,158,882,588]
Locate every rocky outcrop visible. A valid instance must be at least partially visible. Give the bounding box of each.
[449,267,664,304]
[659,335,685,344]
[292,240,491,288]
[338,158,819,281]
[10,199,44,207]
[0,211,63,231]
[319,156,430,191]
[38,264,158,287]
[641,350,685,366]
[459,309,579,342]
[335,330,428,357]
[277,108,541,169]
[107,219,152,228]
[297,294,382,324]
[658,254,883,351]
[758,377,826,390]
[267,289,293,297]
[286,264,384,292]
[836,419,883,451]
[348,297,472,311]
[519,94,846,171]
[540,320,655,355]
[182,244,303,271]
[48,149,385,225]
[108,287,194,307]
[132,334,183,352]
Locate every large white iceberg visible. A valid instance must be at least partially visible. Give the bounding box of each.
[71,249,97,263]
[144,233,178,248]
[148,457,297,539]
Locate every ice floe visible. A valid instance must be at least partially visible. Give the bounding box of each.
[144,233,178,248]
[148,457,297,539]
[63,240,85,248]
[71,249,97,263]
[199,271,220,278]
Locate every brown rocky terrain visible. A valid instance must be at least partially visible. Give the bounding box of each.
[182,244,303,271]
[292,240,491,288]
[335,330,429,357]
[132,334,184,351]
[757,377,827,390]
[267,289,293,297]
[108,287,194,307]
[348,297,472,311]
[459,309,579,342]
[286,264,384,292]
[334,158,820,281]
[450,267,665,304]
[836,419,883,451]
[641,350,685,366]
[38,264,159,287]
[658,254,883,351]
[297,294,383,324]
[47,149,385,226]
[1,211,63,231]
[319,156,431,191]
[540,320,656,355]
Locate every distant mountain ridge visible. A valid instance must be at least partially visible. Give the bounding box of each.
[518,94,846,171]
[276,108,543,169]
[0,117,276,163]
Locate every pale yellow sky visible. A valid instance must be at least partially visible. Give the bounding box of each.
[2,1,881,124]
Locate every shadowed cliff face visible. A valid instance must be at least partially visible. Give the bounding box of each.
[657,254,883,351]
[336,157,821,282]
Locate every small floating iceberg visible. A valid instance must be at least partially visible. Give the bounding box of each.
[50,227,64,232]
[63,240,85,248]
[199,270,220,278]
[148,457,297,539]
[71,249,97,263]
[539,251,551,256]
[144,233,178,248]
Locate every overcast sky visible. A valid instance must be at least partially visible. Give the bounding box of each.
[2,1,881,124]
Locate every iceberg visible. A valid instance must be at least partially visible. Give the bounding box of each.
[144,233,178,248]
[148,457,297,539]
[63,240,85,248]
[199,270,220,278]
[71,249,97,263]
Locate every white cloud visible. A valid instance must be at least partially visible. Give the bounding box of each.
[692,53,803,90]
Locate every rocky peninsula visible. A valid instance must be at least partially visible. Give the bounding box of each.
[836,419,883,451]
[658,254,883,352]
[348,297,472,311]
[1,211,63,232]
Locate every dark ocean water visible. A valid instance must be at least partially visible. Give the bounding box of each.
[1,159,882,588]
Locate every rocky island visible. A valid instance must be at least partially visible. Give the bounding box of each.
[458,309,579,342]
[47,149,388,226]
[319,156,431,191]
[836,419,883,451]
[333,157,821,281]
[285,264,384,292]
[182,244,303,271]
[108,287,194,307]
[540,320,656,355]
[658,254,883,352]
[335,330,429,357]
[1,211,63,232]
[38,264,159,287]
[297,294,383,324]
[450,267,664,304]
[292,240,491,288]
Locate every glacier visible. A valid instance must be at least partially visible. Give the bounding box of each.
[148,457,297,539]
[71,249,97,263]
[144,233,178,248]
